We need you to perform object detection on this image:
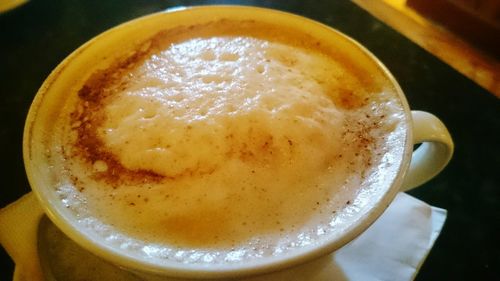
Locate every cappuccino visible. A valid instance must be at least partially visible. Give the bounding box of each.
[50,19,406,265]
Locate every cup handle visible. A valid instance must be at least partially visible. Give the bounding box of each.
[400,111,454,191]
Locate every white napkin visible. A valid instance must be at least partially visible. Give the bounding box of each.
[0,192,446,281]
[0,193,45,281]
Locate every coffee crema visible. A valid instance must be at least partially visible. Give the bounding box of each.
[52,19,406,264]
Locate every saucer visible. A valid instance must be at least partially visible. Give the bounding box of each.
[1,192,446,281]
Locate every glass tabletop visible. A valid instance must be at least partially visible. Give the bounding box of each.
[1,1,498,280]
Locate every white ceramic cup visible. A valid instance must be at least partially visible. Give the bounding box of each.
[23,6,454,279]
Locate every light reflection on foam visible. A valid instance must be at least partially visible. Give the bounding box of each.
[225,250,246,262]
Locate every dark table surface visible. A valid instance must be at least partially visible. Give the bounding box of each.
[1,0,499,280]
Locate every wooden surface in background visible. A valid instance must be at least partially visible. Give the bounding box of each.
[352,0,500,97]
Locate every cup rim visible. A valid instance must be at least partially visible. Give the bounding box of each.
[23,5,413,279]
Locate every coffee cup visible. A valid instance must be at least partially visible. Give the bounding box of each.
[23,6,453,279]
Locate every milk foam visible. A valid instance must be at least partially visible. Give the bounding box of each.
[101,37,345,178]
[55,24,406,265]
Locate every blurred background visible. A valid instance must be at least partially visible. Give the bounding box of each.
[1,0,498,280]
